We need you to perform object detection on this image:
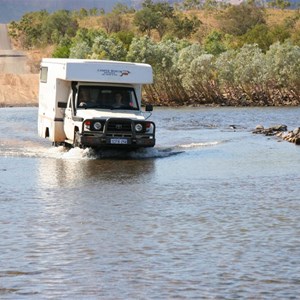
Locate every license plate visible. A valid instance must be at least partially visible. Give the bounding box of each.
[109,138,129,145]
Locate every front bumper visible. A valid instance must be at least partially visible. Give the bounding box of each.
[77,118,156,148]
[79,133,155,148]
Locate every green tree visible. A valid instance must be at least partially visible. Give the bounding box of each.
[42,10,78,44]
[102,11,128,34]
[203,30,226,55]
[182,0,201,10]
[269,24,291,44]
[89,8,100,16]
[268,0,291,9]
[69,28,106,58]
[72,28,107,47]
[9,10,49,48]
[171,15,201,39]
[218,2,266,36]
[112,31,135,51]
[238,24,272,52]
[112,3,135,14]
[52,37,72,58]
[134,0,175,39]
[291,27,300,46]
[238,24,291,52]
[52,45,70,58]
[133,7,162,37]
[76,8,88,19]
[151,1,174,18]
[203,0,219,10]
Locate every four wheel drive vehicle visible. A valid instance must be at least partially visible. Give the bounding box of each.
[38,58,156,149]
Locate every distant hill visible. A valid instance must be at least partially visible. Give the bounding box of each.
[0,0,298,23]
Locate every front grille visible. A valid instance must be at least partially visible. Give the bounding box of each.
[106,119,132,133]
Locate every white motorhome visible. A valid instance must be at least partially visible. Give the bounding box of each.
[38,58,155,149]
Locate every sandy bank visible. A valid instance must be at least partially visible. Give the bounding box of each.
[0,24,39,107]
[0,73,39,107]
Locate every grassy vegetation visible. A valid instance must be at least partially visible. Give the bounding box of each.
[8,1,300,106]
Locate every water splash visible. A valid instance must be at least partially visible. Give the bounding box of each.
[0,138,223,160]
[177,141,224,149]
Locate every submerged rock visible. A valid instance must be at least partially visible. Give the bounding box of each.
[255,124,264,131]
[292,127,300,135]
[277,127,300,145]
[252,124,287,136]
[272,124,287,131]
[254,124,300,145]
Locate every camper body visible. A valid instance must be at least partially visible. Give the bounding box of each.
[38,58,155,149]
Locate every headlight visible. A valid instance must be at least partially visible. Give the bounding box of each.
[135,123,143,132]
[94,122,102,130]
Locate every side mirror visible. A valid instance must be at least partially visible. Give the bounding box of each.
[78,102,87,109]
[145,104,153,112]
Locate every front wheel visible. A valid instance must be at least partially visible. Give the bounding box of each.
[73,131,81,148]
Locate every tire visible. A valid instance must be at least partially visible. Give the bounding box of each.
[73,131,81,148]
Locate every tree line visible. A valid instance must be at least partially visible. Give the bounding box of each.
[8,0,300,106]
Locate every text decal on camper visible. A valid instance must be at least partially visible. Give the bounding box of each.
[97,69,131,77]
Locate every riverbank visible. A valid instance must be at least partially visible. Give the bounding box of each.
[0,24,39,107]
[0,69,299,108]
[0,73,39,107]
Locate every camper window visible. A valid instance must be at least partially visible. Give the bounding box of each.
[40,67,48,83]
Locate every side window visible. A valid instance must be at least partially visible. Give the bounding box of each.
[67,92,72,108]
[40,67,48,83]
[128,90,138,109]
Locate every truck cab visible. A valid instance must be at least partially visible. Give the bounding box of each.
[38,59,156,149]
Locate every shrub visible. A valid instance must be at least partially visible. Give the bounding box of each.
[126,36,157,64]
[69,41,92,59]
[91,35,127,61]
[265,41,300,89]
[233,44,266,86]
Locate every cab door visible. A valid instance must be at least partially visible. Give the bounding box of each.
[64,92,75,141]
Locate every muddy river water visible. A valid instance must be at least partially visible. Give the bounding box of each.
[0,107,299,299]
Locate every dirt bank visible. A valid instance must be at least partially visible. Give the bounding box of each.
[0,24,39,107]
[0,73,38,107]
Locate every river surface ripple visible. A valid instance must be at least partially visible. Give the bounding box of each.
[0,107,299,299]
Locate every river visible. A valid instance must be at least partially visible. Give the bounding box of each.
[0,107,299,299]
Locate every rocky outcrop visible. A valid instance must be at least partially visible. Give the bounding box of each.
[276,127,300,145]
[253,124,300,145]
[253,124,287,135]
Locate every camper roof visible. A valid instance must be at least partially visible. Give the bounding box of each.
[41,58,153,84]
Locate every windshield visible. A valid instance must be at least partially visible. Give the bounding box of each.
[77,86,139,110]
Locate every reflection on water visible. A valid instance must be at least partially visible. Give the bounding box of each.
[37,156,156,188]
[0,107,300,299]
